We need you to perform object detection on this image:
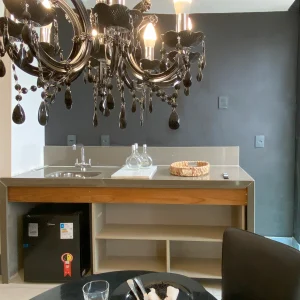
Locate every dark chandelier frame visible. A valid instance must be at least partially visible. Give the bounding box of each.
[0,0,206,130]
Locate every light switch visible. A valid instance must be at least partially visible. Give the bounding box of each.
[255,135,265,148]
[67,135,76,146]
[101,135,110,146]
[219,96,229,109]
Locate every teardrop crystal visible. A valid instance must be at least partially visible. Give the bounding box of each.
[184,88,190,96]
[38,101,49,126]
[107,94,115,110]
[149,101,153,113]
[119,117,127,129]
[21,24,32,45]
[0,59,6,77]
[201,57,206,70]
[12,103,26,125]
[65,89,72,110]
[104,107,110,117]
[99,100,105,113]
[119,106,127,129]
[131,101,137,113]
[197,71,203,82]
[169,109,180,130]
[183,70,192,88]
[93,111,98,127]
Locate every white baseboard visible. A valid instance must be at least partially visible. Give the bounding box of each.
[266,236,300,250]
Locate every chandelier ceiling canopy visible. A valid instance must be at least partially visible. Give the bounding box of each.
[0,0,206,130]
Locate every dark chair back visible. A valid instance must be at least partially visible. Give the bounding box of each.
[222,228,300,300]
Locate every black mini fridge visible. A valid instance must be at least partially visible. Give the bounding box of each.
[23,204,90,283]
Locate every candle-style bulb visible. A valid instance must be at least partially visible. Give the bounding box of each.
[143,23,157,48]
[173,0,192,14]
[42,0,52,9]
[188,17,192,30]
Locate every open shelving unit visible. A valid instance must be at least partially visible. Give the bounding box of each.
[92,204,245,279]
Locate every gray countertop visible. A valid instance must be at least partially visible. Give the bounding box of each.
[0,165,254,189]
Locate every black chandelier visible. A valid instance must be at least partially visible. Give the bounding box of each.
[0,0,206,130]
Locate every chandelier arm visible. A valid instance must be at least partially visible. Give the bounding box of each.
[33,0,92,76]
[126,53,180,83]
[2,0,92,79]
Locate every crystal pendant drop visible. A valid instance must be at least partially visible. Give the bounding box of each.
[183,70,192,88]
[132,100,137,113]
[184,87,190,96]
[119,105,127,129]
[12,103,26,124]
[169,109,180,130]
[149,100,153,113]
[197,71,203,82]
[93,110,98,127]
[0,59,6,77]
[38,101,49,126]
[104,107,110,117]
[65,88,72,110]
[107,93,115,110]
[21,24,32,45]
[99,99,105,113]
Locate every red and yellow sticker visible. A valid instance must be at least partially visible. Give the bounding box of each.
[61,253,74,277]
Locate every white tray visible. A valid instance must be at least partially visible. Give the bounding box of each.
[111,166,158,179]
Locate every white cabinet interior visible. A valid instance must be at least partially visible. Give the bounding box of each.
[92,203,246,279]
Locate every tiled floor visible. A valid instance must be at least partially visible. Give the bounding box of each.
[0,276,222,300]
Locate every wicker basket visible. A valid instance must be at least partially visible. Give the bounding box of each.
[170,161,210,177]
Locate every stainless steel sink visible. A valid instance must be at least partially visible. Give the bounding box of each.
[46,171,101,178]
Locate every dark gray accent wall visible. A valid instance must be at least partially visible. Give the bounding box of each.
[46,12,298,237]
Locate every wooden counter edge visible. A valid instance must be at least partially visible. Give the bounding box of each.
[8,187,248,205]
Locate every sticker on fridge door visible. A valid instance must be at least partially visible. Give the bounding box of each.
[28,223,38,237]
[61,253,73,277]
[60,223,73,239]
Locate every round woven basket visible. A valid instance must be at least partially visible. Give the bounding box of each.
[170,161,210,177]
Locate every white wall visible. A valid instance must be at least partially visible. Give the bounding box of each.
[11,68,45,176]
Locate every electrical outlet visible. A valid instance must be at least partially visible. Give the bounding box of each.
[218,96,229,109]
[101,135,110,146]
[255,135,265,148]
[67,135,76,146]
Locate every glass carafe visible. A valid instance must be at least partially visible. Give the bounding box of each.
[140,144,153,168]
[135,143,142,160]
[126,145,142,169]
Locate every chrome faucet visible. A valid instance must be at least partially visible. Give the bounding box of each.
[72,144,92,171]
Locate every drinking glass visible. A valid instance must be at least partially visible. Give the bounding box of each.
[82,280,109,300]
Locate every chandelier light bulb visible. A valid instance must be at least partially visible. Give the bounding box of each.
[143,23,157,48]
[92,29,98,37]
[42,0,52,9]
[173,0,192,14]
[188,17,192,30]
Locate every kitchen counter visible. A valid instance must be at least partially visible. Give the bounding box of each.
[1,165,253,189]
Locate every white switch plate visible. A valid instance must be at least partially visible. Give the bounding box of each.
[255,135,265,148]
[101,135,110,146]
[67,135,76,146]
[218,96,229,109]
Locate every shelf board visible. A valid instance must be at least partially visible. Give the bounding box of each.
[95,256,166,274]
[96,224,227,242]
[171,258,222,279]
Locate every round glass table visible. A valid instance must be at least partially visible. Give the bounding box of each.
[30,271,216,300]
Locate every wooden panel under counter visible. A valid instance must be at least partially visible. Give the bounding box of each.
[7,186,248,205]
